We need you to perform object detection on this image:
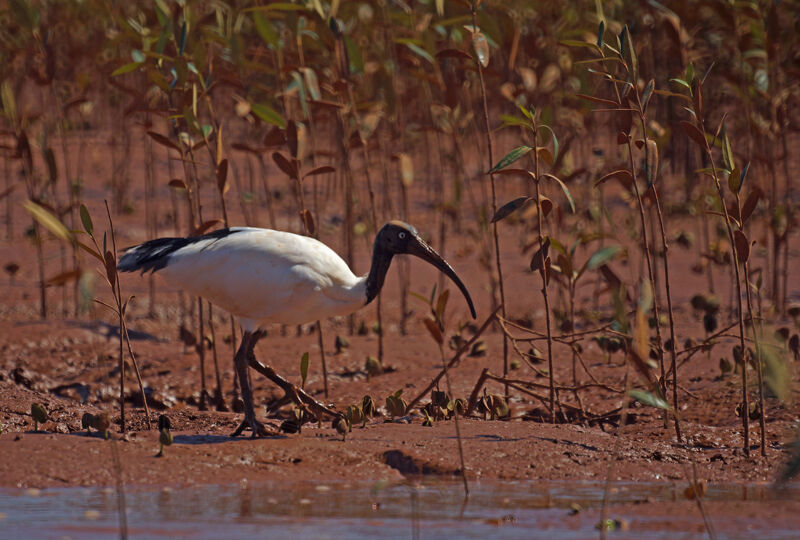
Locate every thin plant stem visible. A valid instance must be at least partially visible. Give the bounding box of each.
[701,125,750,456]
[735,191,766,456]
[471,3,508,398]
[530,124,556,424]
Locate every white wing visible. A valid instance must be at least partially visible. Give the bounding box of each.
[157,228,366,329]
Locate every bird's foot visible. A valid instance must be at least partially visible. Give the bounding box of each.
[230,416,271,438]
[248,357,343,421]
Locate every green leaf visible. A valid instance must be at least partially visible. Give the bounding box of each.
[499,114,532,129]
[489,146,533,173]
[23,200,72,242]
[669,78,692,92]
[472,32,490,68]
[404,42,435,65]
[253,12,278,47]
[300,352,309,388]
[739,161,750,190]
[80,204,94,236]
[721,127,735,171]
[629,388,671,410]
[596,20,605,48]
[586,245,622,271]
[641,79,655,111]
[618,25,638,82]
[539,125,559,163]
[111,62,143,77]
[491,196,531,223]
[251,103,286,128]
[541,173,575,213]
[178,21,187,56]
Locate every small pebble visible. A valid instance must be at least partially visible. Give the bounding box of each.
[84,510,100,520]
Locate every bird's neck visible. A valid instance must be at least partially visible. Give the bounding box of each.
[364,244,393,305]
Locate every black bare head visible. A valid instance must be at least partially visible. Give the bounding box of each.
[365,221,476,319]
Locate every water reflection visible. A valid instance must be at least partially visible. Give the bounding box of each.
[0,480,796,540]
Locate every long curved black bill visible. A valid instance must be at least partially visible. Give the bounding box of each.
[406,235,477,319]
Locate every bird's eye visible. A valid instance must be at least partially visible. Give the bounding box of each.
[399,232,406,239]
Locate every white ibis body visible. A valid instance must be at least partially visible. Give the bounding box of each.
[118,221,476,436]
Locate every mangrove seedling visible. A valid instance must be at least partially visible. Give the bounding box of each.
[93,412,111,439]
[30,402,48,432]
[81,412,95,434]
[156,415,172,457]
[333,416,348,441]
[365,356,383,378]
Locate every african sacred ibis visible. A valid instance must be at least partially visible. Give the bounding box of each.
[118,221,476,437]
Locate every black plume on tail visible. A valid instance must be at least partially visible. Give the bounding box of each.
[117,229,238,274]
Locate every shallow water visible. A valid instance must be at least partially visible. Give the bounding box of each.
[0,480,797,540]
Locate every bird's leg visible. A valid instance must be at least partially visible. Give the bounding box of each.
[247,353,343,421]
[230,331,270,438]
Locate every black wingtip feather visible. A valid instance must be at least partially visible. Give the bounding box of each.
[117,229,240,274]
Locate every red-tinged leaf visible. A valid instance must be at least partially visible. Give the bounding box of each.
[617,132,629,145]
[543,256,551,286]
[287,120,299,159]
[272,151,298,179]
[692,78,703,120]
[193,219,223,236]
[491,168,530,177]
[734,230,750,263]
[94,298,118,314]
[575,93,619,107]
[263,127,286,148]
[540,196,553,217]
[231,142,262,155]
[706,210,740,229]
[423,317,443,345]
[537,146,554,168]
[217,159,229,195]
[741,187,762,223]
[104,250,116,289]
[530,237,551,272]
[653,89,691,101]
[680,121,708,151]
[45,269,82,287]
[308,99,344,110]
[436,48,472,60]
[303,165,336,178]
[301,209,315,236]
[435,289,450,321]
[147,131,179,151]
[491,196,530,223]
[168,179,187,190]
